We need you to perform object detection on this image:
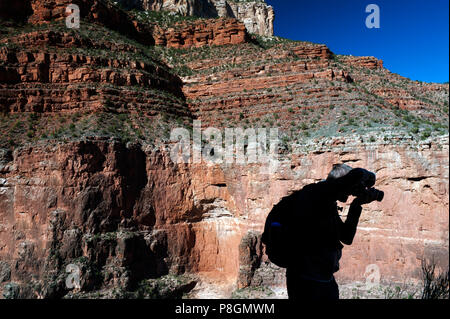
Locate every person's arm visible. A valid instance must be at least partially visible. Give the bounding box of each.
[338,188,380,245]
[338,201,363,245]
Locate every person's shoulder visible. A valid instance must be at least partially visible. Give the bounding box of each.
[295,180,333,203]
[273,189,303,209]
[274,181,328,207]
[302,180,329,193]
[281,182,321,200]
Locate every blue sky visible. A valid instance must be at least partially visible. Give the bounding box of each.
[265,0,449,83]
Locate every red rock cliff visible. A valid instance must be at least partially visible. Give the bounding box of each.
[0,0,448,299]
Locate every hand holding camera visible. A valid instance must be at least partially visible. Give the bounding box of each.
[352,187,384,205]
[349,168,384,205]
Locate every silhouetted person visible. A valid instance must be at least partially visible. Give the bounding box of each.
[263,164,382,300]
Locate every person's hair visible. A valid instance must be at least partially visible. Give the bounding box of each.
[327,164,353,180]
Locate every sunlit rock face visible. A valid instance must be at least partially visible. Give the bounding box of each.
[222,1,274,36]
[128,0,274,36]
[0,137,448,297]
[0,0,448,299]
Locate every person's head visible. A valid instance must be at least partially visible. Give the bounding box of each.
[327,164,353,202]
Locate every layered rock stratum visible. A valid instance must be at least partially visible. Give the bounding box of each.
[119,0,274,36]
[0,0,448,299]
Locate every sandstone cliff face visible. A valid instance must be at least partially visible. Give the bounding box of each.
[0,136,448,297]
[126,0,274,36]
[24,0,250,50]
[0,139,242,297]
[224,0,274,36]
[151,18,247,49]
[137,0,218,17]
[175,40,446,134]
[0,0,448,299]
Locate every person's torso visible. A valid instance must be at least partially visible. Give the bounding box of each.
[286,182,344,281]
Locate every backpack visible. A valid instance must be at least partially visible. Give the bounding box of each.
[261,198,292,268]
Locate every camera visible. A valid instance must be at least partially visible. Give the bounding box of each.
[350,169,384,202]
[358,187,384,202]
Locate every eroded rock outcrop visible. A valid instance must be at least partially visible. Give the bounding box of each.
[152,18,247,48]
[219,0,274,36]
[0,136,448,298]
[124,0,274,36]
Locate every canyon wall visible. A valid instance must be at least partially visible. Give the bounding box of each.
[0,136,448,297]
[0,0,448,299]
[151,18,247,49]
[124,0,274,36]
[219,0,274,36]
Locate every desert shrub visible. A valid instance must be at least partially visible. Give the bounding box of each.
[421,129,432,140]
[410,126,419,134]
[421,258,449,299]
